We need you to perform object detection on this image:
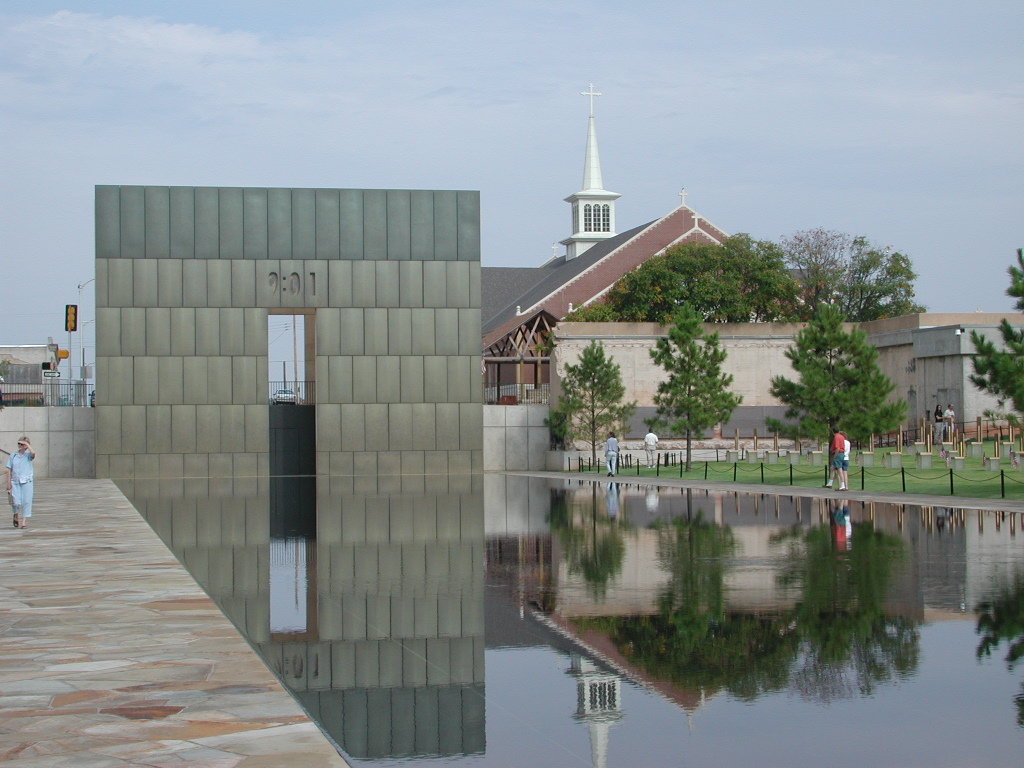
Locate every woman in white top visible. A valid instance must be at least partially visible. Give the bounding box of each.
[7,436,36,529]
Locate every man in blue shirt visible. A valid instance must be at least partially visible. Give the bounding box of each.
[7,436,36,529]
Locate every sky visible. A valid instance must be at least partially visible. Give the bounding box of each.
[1,0,1021,367]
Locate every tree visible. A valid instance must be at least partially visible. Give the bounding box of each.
[780,229,925,321]
[600,235,802,323]
[562,301,619,322]
[767,303,905,444]
[554,340,636,464]
[971,249,1024,416]
[649,305,742,468]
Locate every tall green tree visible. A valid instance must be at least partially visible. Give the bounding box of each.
[555,340,636,464]
[599,235,801,323]
[971,249,1024,416]
[780,229,925,321]
[649,305,742,468]
[767,303,905,444]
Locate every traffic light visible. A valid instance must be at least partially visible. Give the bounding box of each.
[65,304,78,332]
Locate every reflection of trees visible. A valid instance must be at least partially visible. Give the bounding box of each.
[777,523,918,701]
[574,515,919,704]
[582,516,800,700]
[549,488,626,599]
[975,575,1024,727]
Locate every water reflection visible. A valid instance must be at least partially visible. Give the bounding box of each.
[117,474,1024,767]
[975,574,1024,726]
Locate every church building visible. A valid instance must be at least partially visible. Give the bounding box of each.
[481,85,728,402]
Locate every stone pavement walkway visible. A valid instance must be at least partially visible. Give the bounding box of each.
[0,479,348,768]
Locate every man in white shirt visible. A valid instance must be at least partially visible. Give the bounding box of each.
[643,430,659,468]
[943,404,956,441]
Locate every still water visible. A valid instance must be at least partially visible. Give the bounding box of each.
[119,474,1024,767]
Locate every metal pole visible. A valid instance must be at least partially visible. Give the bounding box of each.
[291,318,299,390]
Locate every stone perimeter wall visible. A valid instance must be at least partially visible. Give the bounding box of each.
[552,316,1024,436]
[0,407,95,478]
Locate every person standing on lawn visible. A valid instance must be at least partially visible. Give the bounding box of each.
[827,427,849,491]
[643,429,659,468]
[605,432,619,477]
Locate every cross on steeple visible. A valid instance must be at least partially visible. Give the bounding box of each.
[581,83,602,117]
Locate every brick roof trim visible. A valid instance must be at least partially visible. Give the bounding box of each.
[481,205,731,349]
[581,215,728,307]
[526,205,728,314]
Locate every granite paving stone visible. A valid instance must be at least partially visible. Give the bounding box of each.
[0,479,349,768]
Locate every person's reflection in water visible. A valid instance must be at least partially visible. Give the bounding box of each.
[645,486,659,515]
[832,504,852,551]
[606,481,620,520]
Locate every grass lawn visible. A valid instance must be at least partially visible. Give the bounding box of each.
[566,446,1024,501]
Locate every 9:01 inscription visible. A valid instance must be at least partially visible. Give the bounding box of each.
[267,271,316,296]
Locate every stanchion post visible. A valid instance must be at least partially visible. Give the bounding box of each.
[901,466,906,493]
[1001,470,1005,498]
[704,462,709,480]
[861,465,865,491]
[789,465,793,485]
[949,468,954,496]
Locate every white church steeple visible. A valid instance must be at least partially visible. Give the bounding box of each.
[561,84,620,260]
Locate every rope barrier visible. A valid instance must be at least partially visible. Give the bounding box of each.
[561,453,1023,499]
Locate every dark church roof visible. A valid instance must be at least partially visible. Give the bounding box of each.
[481,221,654,335]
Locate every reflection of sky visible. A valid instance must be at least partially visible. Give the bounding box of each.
[357,623,1024,768]
[269,537,307,633]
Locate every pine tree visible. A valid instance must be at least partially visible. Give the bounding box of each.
[556,341,636,465]
[767,303,904,444]
[649,305,741,469]
[971,249,1024,416]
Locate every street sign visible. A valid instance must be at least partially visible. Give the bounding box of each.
[42,370,60,378]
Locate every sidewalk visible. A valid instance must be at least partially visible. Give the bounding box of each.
[0,479,348,768]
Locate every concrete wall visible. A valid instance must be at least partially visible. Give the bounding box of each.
[552,314,1024,434]
[482,405,549,470]
[95,186,482,480]
[551,322,804,409]
[0,407,95,478]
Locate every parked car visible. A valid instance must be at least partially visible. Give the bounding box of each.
[271,388,297,404]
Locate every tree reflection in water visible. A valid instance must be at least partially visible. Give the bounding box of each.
[572,510,920,703]
[550,486,627,599]
[975,574,1024,726]
[775,522,918,701]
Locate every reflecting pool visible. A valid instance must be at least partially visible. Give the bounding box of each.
[118,474,1024,767]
